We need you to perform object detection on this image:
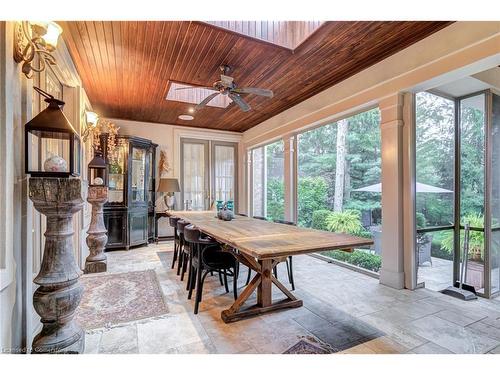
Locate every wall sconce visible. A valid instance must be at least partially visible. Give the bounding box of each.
[82,110,99,142]
[13,21,63,79]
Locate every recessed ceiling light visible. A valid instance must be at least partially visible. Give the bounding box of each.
[178,114,194,121]
[188,107,195,114]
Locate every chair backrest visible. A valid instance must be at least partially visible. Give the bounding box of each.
[183,224,201,243]
[169,217,180,228]
[274,219,295,226]
[176,219,190,233]
[253,216,267,221]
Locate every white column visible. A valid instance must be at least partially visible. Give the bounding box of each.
[283,135,296,223]
[379,93,405,289]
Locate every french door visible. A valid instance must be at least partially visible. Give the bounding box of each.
[414,90,500,298]
[180,138,238,211]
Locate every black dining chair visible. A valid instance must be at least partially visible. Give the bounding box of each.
[252,215,267,221]
[274,219,296,291]
[168,216,180,269]
[176,219,190,280]
[183,224,239,314]
[245,217,296,290]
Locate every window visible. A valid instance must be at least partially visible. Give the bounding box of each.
[251,140,284,221]
[297,108,382,273]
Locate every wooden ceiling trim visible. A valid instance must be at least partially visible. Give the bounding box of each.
[62,21,452,132]
[153,22,181,110]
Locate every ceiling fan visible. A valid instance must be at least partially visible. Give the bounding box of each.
[176,65,274,112]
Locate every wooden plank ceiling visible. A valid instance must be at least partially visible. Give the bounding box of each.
[61,21,452,132]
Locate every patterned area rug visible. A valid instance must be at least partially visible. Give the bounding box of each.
[283,339,332,354]
[75,269,168,330]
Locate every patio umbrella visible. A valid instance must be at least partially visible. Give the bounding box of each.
[353,182,452,193]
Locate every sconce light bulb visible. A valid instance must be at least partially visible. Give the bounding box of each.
[42,22,63,50]
[85,111,99,127]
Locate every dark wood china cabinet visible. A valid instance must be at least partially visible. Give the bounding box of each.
[101,135,157,250]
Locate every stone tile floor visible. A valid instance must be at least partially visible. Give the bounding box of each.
[84,243,500,354]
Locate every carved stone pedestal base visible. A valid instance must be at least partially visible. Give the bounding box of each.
[84,186,108,274]
[29,178,85,354]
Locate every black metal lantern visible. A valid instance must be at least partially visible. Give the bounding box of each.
[25,87,81,177]
[88,149,107,187]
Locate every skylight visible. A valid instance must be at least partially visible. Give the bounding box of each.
[166,81,232,108]
[204,21,324,49]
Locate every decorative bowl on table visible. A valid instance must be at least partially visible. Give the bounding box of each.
[219,208,235,221]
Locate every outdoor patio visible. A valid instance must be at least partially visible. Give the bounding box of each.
[418,257,454,292]
[82,243,500,354]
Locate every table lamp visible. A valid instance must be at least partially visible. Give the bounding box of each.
[158,178,181,211]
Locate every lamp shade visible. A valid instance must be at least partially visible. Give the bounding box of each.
[157,178,180,193]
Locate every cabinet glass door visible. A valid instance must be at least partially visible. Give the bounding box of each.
[108,142,127,203]
[147,149,154,206]
[131,147,146,203]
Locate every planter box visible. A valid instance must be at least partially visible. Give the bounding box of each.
[466,260,484,290]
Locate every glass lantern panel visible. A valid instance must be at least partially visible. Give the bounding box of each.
[27,130,70,173]
[73,136,81,176]
[89,168,106,186]
[131,147,146,202]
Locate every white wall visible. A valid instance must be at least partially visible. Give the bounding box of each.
[109,118,242,234]
[0,21,92,352]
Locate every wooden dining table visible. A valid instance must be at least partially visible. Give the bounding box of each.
[167,211,373,323]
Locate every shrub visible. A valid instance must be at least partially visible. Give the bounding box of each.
[325,209,363,235]
[323,249,381,272]
[415,212,427,229]
[311,209,333,231]
[431,240,453,261]
[266,178,284,221]
[297,177,328,227]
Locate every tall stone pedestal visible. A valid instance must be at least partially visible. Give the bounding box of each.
[84,186,108,273]
[29,178,85,354]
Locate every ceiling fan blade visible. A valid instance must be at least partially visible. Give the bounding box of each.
[228,92,251,112]
[175,86,216,91]
[232,87,274,98]
[195,92,220,111]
